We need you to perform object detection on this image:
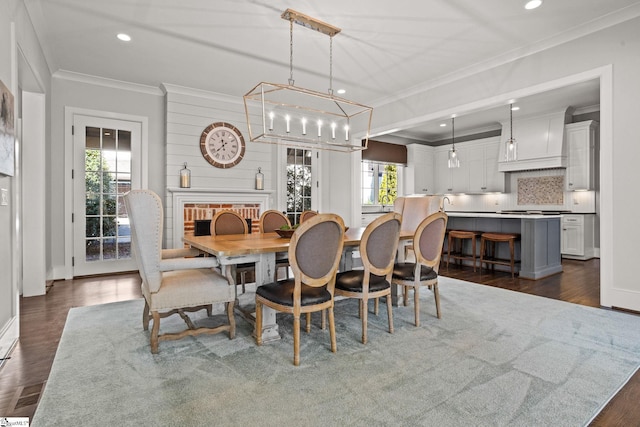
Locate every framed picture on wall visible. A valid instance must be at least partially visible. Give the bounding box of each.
[0,79,15,177]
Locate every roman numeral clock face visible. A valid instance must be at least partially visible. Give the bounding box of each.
[199,122,246,168]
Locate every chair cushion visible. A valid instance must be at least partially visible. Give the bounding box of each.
[392,262,437,281]
[256,279,331,307]
[148,268,235,312]
[335,270,390,293]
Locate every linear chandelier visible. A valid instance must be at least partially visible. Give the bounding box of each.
[243,9,372,152]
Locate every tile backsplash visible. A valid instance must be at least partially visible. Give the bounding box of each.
[517,176,564,205]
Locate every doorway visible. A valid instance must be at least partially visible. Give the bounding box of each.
[72,114,142,276]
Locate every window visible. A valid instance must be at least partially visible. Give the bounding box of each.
[286,148,313,224]
[361,161,398,206]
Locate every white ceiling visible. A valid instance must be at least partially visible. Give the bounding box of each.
[23,0,640,143]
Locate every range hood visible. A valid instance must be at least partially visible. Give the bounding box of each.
[498,107,573,172]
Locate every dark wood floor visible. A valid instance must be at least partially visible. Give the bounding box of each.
[0,258,635,425]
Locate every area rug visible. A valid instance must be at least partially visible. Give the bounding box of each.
[32,277,640,426]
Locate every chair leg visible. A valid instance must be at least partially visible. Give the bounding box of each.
[433,283,441,319]
[142,300,150,331]
[403,285,409,306]
[206,304,213,317]
[414,286,421,327]
[255,302,263,346]
[240,271,246,294]
[374,298,379,316]
[321,310,326,330]
[226,301,236,339]
[510,239,515,278]
[361,299,368,344]
[305,312,311,333]
[328,307,337,353]
[150,311,161,354]
[386,295,394,334]
[293,315,301,366]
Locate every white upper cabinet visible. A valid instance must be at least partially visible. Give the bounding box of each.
[433,137,503,194]
[406,144,434,194]
[565,121,598,191]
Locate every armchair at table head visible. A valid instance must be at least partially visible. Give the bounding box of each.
[124,189,235,354]
[254,213,345,366]
[335,212,402,344]
[392,211,448,326]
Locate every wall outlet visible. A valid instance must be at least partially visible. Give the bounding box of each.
[0,188,8,206]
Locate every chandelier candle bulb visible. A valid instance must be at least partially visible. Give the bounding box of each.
[344,124,349,141]
[285,115,291,133]
[331,122,337,139]
[317,120,322,137]
[269,112,274,130]
[302,117,307,135]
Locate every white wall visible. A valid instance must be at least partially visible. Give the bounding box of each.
[49,76,165,279]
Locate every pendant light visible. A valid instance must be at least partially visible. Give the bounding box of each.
[504,103,517,162]
[448,116,460,168]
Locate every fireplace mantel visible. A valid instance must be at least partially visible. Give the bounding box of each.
[166,187,273,248]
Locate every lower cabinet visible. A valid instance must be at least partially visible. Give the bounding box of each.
[561,214,595,260]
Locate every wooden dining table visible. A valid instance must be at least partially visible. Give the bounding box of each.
[183,227,413,343]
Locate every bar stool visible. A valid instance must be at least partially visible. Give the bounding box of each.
[480,232,521,278]
[447,230,482,271]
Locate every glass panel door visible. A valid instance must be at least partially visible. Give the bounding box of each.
[73,116,140,276]
[286,148,313,225]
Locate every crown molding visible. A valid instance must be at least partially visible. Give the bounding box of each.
[53,70,163,96]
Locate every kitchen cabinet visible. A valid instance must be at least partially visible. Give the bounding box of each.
[561,214,595,260]
[467,137,504,193]
[565,121,598,191]
[434,137,503,194]
[406,144,434,194]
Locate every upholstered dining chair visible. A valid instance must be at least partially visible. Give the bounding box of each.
[255,213,345,366]
[210,210,254,295]
[392,211,448,326]
[259,210,291,279]
[335,212,402,344]
[299,209,318,223]
[124,189,236,354]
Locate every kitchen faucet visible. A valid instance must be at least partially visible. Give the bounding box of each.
[441,196,451,211]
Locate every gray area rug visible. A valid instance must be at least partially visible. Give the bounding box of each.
[33,277,640,426]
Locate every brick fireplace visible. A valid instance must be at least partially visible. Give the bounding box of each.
[167,188,272,249]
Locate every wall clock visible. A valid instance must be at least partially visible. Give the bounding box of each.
[199,122,246,168]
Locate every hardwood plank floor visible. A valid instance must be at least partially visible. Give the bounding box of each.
[0,259,635,424]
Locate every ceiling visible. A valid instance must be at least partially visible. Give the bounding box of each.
[23,0,640,144]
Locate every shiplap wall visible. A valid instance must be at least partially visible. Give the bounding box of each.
[163,84,276,245]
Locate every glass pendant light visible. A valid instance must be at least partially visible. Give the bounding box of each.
[504,103,517,162]
[448,116,460,168]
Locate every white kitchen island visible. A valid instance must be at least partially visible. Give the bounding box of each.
[445,212,563,280]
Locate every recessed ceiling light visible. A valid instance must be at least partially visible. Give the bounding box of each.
[440,123,447,127]
[511,106,520,111]
[337,89,346,94]
[525,0,542,10]
[117,33,132,42]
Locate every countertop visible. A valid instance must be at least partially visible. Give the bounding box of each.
[445,211,563,219]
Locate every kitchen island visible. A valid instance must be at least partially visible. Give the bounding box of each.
[445,212,562,280]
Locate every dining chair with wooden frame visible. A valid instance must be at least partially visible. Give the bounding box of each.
[210,210,254,295]
[254,213,345,366]
[392,211,448,326]
[124,190,236,353]
[299,209,318,223]
[335,212,402,344]
[259,209,292,279]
